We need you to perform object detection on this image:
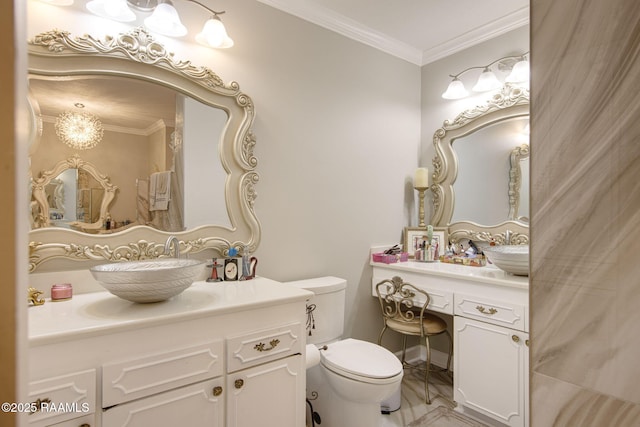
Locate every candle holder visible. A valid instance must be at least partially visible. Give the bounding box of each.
[415,186,428,228]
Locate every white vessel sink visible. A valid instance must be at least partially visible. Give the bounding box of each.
[483,245,529,276]
[90,259,207,303]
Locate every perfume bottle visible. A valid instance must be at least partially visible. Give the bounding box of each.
[241,245,251,279]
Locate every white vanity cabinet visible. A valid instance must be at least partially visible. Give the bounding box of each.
[371,259,529,427]
[28,279,312,427]
[454,307,529,427]
[225,323,306,426]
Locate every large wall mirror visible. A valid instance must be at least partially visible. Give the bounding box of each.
[28,28,260,272]
[431,85,529,244]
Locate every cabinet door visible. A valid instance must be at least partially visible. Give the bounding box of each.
[102,377,224,427]
[454,316,528,427]
[28,369,96,427]
[227,354,304,427]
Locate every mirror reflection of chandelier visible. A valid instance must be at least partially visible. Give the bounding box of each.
[55,109,104,150]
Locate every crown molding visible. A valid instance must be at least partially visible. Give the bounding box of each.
[420,7,530,65]
[256,0,423,65]
[257,0,529,67]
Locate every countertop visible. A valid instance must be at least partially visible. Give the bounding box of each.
[28,277,313,346]
[370,260,529,290]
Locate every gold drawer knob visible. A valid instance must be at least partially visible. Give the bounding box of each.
[512,335,520,343]
[29,397,51,414]
[476,305,497,315]
[254,339,280,352]
[212,386,223,396]
[235,379,244,389]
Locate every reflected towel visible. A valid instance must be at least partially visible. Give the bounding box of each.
[149,171,172,211]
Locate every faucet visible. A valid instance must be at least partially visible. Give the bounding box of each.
[505,230,512,245]
[164,236,180,258]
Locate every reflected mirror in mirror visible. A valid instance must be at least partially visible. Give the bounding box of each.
[451,116,529,225]
[29,74,230,233]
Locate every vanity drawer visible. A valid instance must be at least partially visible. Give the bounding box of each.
[227,322,303,373]
[102,340,223,407]
[102,378,224,427]
[372,272,454,315]
[455,293,525,331]
[28,369,96,427]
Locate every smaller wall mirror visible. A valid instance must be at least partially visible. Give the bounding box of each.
[431,85,530,244]
[31,155,117,232]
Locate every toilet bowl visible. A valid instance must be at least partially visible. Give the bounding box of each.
[287,277,403,427]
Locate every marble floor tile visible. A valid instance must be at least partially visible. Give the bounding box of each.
[384,367,488,427]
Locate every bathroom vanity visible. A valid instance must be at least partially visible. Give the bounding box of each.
[27,278,312,427]
[371,258,529,427]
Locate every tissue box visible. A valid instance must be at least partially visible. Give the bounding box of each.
[372,252,409,264]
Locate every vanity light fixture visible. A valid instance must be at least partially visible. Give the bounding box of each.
[83,0,234,48]
[442,52,529,100]
[55,104,104,150]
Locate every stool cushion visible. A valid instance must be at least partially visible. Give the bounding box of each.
[386,312,447,336]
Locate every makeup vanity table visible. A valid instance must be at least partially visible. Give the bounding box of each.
[371,257,529,427]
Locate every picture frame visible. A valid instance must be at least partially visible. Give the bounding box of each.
[403,226,448,258]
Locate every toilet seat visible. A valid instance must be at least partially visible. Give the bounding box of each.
[321,338,403,385]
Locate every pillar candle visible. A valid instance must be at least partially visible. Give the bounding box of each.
[414,167,429,188]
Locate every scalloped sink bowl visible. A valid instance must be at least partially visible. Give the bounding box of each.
[90,259,207,303]
[483,245,529,276]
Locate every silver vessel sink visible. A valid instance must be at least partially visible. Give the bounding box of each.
[90,259,207,303]
[482,245,529,276]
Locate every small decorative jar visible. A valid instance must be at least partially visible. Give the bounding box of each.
[51,283,73,301]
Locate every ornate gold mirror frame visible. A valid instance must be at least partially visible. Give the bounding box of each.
[28,28,260,272]
[431,85,529,244]
[31,155,117,231]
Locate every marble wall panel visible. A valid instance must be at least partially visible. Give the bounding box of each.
[531,0,640,425]
[530,0,640,426]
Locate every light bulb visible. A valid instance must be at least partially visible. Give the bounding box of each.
[87,0,136,22]
[144,2,187,37]
[442,78,468,99]
[506,59,530,83]
[472,68,502,92]
[196,16,234,48]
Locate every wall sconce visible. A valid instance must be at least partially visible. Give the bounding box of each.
[442,52,529,100]
[46,0,234,48]
[55,103,104,150]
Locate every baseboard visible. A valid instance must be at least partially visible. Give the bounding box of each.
[394,344,451,371]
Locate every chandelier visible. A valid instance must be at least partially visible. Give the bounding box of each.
[55,111,104,150]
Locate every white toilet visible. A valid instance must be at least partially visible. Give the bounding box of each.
[287,276,403,427]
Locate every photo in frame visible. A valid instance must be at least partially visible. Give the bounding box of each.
[403,227,448,259]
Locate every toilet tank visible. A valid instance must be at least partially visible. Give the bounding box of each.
[286,276,346,346]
